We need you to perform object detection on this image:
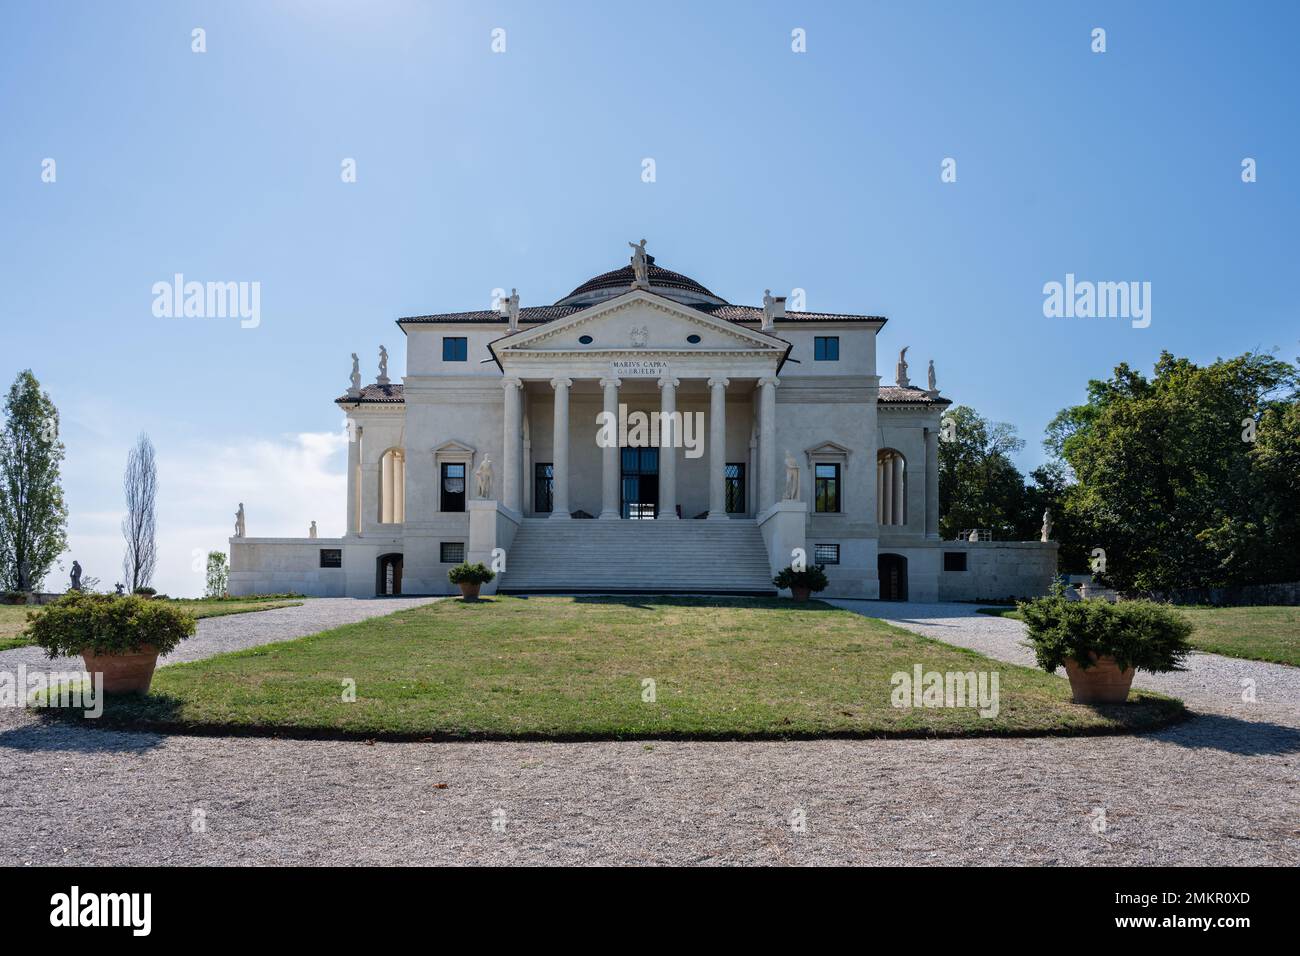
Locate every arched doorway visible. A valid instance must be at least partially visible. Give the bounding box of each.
[377,553,403,595]
[878,553,908,601]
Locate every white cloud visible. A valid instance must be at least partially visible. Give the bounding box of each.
[62,431,346,598]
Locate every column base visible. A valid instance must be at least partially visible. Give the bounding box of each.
[706,511,730,521]
[548,511,572,520]
[656,512,679,520]
[598,510,620,520]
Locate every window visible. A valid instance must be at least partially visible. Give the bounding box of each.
[441,462,466,512]
[442,337,468,362]
[319,549,342,568]
[724,463,746,514]
[814,336,840,361]
[534,463,554,514]
[943,551,968,572]
[814,463,840,513]
[814,544,839,565]
[440,542,465,564]
[687,334,702,344]
[578,334,593,345]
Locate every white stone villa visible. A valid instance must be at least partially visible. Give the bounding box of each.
[229,245,1056,600]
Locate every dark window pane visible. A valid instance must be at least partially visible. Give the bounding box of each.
[814,463,840,513]
[725,463,745,514]
[440,542,465,563]
[443,337,468,361]
[814,544,839,565]
[534,463,553,513]
[319,549,342,568]
[944,551,967,572]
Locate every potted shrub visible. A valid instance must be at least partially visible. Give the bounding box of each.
[772,564,829,602]
[26,593,196,694]
[447,562,495,601]
[1018,596,1192,704]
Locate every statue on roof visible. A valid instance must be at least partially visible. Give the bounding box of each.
[349,353,361,396]
[896,347,910,387]
[628,239,650,287]
[377,345,390,386]
[504,288,520,331]
[927,359,937,394]
[235,503,246,538]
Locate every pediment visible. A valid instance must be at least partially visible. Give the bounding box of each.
[433,439,476,459]
[495,290,784,355]
[805,440,853,465]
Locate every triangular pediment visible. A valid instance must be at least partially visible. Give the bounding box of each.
[494,290,785,354]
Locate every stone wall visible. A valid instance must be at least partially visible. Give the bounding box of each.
[228,538,348,597]
[1163,581,1300,607]
[936,540,1058,602]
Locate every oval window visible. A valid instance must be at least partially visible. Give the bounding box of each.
[578,334,593,345]
[687,334,702,344]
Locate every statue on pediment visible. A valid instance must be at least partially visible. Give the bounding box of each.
[896,347,910,387]
[377,345,390,385]
[628,239,649,286]
[349,353,361,396]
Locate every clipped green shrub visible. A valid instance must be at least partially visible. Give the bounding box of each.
[132,586,157,597]
[1018,597,1192,674]
[27,593,196,658]
[447,562,495,585]
[772,564,829,593]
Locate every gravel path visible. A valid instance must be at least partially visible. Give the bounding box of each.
[0,598,1295,866]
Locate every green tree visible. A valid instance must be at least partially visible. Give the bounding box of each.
[0,370,69,591]
[937,405,1028,541]
[1047,351,1298,593]
[205,550,229,598]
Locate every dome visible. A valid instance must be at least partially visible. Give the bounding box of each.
[556,255,727,307]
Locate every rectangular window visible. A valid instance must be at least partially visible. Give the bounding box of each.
[534,463,554,514]
[442,337,468,362]
[814,463,840,513]
[319,549,342,568]
[440,462,466,512]
[814,544,839,565]
[814,336,840,361]
[724,463,746,514]
[944,551,968,572]
[440,542,465,564]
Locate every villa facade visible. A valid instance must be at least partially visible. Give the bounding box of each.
[229,247,1056,600]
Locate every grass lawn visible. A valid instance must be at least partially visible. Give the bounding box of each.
[0,597,302,651]
[976,604,1300,667]
[68,596,1184,740]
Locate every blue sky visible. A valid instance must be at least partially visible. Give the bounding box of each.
[2,1,1297,595]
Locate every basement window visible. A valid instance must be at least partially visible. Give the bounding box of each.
[319,549,342,568]
[440,542,465,564]
[943,551,967,572]
[814,544,840,565]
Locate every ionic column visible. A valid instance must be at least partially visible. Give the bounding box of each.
[925,427,940,538]
[599,376,621,519]
[881,455,893,525]
[502,377,523,512]
[707,377,730,519]
[757,376,779,511]
[657,375,680,519]
[381,452,394,523]
[550,377,572,519]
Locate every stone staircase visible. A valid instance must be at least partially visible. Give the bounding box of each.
[498,518,777,595]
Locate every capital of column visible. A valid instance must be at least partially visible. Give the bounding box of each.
[599,376,622,389]
[657,375,680,390]
[550,377,572,390]
[757,376,780,389]
[502,377,523,391]
[707,376,731,389]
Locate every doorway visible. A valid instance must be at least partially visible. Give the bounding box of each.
[878,553,908,601]
[377,553,403,595]
[620,447,659,519]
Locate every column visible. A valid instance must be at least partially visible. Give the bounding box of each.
[381,452,394,523]
[892,455,905,525]
[881,455,893,525]
[502,378,523,513]
[599,376,621,518]
[925,427,940,539]
[346,422,361,534]
[395,453,405,523]
[707,377,729,519]
[657,375,680,519]
[757,376,778,512]
[550,377,572,519]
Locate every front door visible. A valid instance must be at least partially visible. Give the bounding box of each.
[377,553,404,595]
[620,447,659,519]
[878,553,908,601]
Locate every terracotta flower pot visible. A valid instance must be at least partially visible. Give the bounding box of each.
[790,585,812,602]
[1063,654,1136,704]
[80,645,160,695]
[458,581,482,601]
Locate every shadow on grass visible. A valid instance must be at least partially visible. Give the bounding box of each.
[567,595,843,612]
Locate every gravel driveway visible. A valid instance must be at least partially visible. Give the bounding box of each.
[0,598,1295,866]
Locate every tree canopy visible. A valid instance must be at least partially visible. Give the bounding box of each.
[0,370,69,592]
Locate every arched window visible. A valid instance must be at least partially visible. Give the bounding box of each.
[877,449,906,526]
[379,449,406,523]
